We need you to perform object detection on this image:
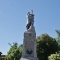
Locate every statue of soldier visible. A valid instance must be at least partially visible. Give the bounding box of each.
[26,10,34,30]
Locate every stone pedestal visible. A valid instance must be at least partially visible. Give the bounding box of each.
[20,25,37,60]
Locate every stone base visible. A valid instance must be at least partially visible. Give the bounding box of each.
[20,57,38,60]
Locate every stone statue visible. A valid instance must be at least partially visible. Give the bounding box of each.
[20,11,37,60]
[26,10,34,30]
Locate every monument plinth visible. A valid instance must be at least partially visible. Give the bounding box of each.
[20,11,37,60]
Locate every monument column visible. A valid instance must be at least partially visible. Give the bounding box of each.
[20,11,37,60]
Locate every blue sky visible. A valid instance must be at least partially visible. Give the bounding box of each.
[0,0,60,55]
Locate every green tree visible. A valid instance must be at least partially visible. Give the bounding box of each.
[48,53,60,60]
[55,30,60,44]
[37,33,58,60]
[56,30,60,51]
[6,43,22,60]
[0,52,2,57]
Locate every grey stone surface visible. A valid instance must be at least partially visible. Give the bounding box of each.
[20,57,37,60]
[20,11,37,60]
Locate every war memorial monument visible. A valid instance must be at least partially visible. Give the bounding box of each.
[20,11,37,60]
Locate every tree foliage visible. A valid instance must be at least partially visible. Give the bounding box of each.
[37,33,58,60]
[6,43,22,60]
[0,52,2,57]
[48,53,60,60]
[56,30,60,51]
